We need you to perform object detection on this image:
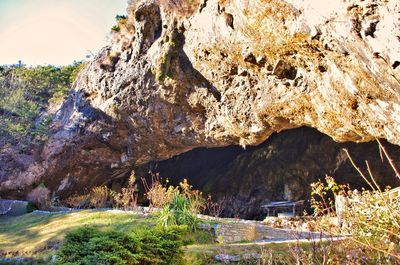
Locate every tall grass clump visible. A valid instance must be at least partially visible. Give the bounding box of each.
[157,180,205,231]
[144,177,204,231]
[113,171,138,210]
[158,193,200,231]
[310,140,400,263]
[142,173,177,209]
[89,186,114,208]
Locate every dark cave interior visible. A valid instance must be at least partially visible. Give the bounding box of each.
[112,127,400,219]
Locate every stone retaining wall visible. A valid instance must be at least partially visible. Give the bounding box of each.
[214,222,258,243]
[0,199,28,216]
[201,220,324,243]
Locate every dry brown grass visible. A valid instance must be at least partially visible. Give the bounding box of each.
[142,173,176,209]
[157,0,200,16]
[63,194,90,209]
[89,186,113,208]
[309,140,400,263]
[27,186,50,210]
[113,171,138,210]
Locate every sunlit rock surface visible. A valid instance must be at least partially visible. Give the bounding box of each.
[1,0,400,197]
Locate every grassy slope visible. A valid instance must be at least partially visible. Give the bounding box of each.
[0,210,302,264]
[0,210,155,255]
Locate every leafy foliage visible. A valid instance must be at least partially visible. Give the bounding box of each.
[56,226,187,265]
[111,14,128,32]
[0,62,84,149]
[156,179,205,231]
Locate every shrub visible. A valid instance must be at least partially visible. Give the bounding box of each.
[142,173,177,209]
[115,15,127,21]
[310,141,400,263]
[27,184,50,210]
[0,62,84,149]
[26,201,37,213]
[157,179,205,231]
[205,195,227,217]
[56,227,141,265]
[89,186,113,208]
[63,194,90,209]
[113,171,138,210]
[178,179,205,214]
[56,226,186,265]
[112,25,121,32]
[132,226,186,265]
[111,14,128,33]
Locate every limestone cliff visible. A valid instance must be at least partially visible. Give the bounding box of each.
[1,0,400,196]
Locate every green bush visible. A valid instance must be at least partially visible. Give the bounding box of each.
[111,14,128,33]
[26,201,37,213]
[0,62,84,149]
[111,25,121,32]
[158,192,200,232]
[56,226,187,265]
[132,226,186,265]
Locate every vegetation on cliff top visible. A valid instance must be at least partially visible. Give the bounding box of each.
[0,62,84,150]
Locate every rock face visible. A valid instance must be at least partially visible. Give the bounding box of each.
[1,0,400,196]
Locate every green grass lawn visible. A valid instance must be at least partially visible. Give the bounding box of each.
[0,210,217,259]
[0,210,155,255]
[0,210,306,264]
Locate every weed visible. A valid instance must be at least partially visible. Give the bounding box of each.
[89,186,113,208]
[27,185,51,210]
[113,171,139,210]
[308,140,400,263]
[142,173,177,209]
[205,195,227,217]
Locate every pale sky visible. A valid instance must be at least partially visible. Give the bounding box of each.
[0,0,128,66]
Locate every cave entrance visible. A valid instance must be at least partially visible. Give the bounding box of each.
[117,127,400,220]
